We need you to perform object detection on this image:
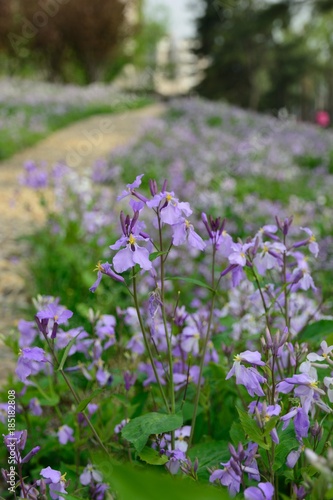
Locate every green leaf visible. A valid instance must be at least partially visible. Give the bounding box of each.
[188,440,229,475]
[92,455,230,500]
[165,276,214,291]
[149,251,168,261]
[273,427,299,471]
[57,331,83,371]
[298,320,333,342]
[237,408,271,450]
[122,412,183,452]
[229,421,246,446]
[76,389,104,413]
[138,447,168,465]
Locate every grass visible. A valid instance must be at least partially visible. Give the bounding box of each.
[0,96,152,161]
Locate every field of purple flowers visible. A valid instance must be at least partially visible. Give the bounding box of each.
[1,97,333,499]
[0,78,149,160]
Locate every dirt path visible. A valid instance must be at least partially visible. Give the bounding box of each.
[0,103,165,383]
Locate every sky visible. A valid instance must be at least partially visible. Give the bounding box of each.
[144,0,203,39]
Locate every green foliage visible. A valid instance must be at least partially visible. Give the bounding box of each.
[92,455,230,500]
[298,319,333,343]
[121,412,183,452]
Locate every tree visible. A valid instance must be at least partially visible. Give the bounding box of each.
[14,0,131,82]
[194,0,324,115]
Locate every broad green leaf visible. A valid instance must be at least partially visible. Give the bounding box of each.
[76,389,104,413]
[149,251,168,261]
[92,454,230,500]
[298,320,333,342]
[263,416,279,435]
[237,408,271,450]
[138,447,168,465]
[165,276,214,291]
[57,331,83,371]
[188,440,229,476]
[273,427,299,471]
[229,421,246,446]
[122,412,183,452]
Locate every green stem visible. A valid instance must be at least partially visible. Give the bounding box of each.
[189,248,217,448]
[44,335,109,455]
[132,272,170,413]
[282,238,290,329]
[157,214,176,447]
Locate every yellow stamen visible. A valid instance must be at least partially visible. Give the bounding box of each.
[128,234,136,245]
[310,381,318,388]
[263,244,269,253]
[309,235,316,242]
[234,354,241,362]
[61,472,67,482]
[94,261,104,272]
[185,219,191,228]
[166,193,172,202]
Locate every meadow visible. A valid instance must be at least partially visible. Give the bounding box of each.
[1,97,333,499]
[0,78,150,160]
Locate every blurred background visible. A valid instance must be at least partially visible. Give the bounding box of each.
[1,0,333,121]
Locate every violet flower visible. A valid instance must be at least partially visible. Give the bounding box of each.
[226,351,266,397]
[16,347,48,384]
[40,466,68,500]
[117,174,144,200]
[110,211,152,273]
[89,261,125,293]
[292,227,319,257]
[80,463,103,485]
[244,482,274,500]
[36,303,73,339]
[147,191,192,225]
[57,425,75,445]
[171,218,206,250]
[280,407,310,441]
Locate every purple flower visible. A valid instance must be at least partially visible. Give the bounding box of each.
[114,418,130,435]
[209,463,241,497]
[277,373,325,414]
[147,191,192,225]
[28,398,43,416]
[95,315,116,349]
[244,482,274,500]
[36,303,73,339]
[124,370,137,391]
[286,444,304,468]
[164,449,187,474]
[293,227,319,257]
[171,218,206,250]
[228,242,253,267]
[253,241,285,275]
[180,326,201,356]
[210,442,260,496]
[248,402,281,443]
[18,320,38,348]
[57,425,75,445]
[226,351,266,397]
[16,347,48,383]
[19,160,48,189]
[201,213,232,253]
[110,211,152,273]
[281,407,310,441]
[80,463,103,485]
[173,365,202,391]
[89,261,125,293]
[117,174,144,200]
[40,467,68,500]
